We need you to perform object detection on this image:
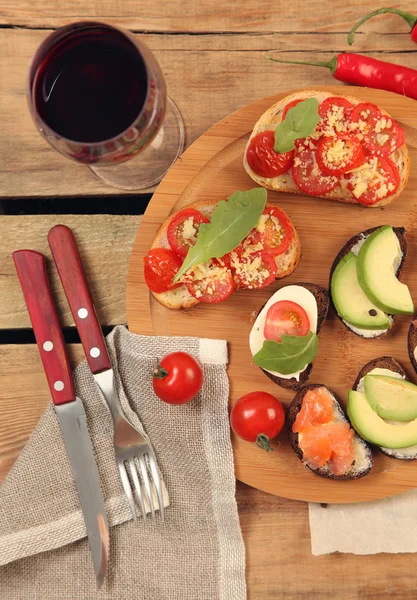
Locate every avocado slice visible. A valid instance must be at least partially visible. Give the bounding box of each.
[364,375,417,421]
[356,226,414,315]
[331,252,390,329]
[347,390,417,448]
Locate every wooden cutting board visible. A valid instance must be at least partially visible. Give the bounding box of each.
[127,86,417,503]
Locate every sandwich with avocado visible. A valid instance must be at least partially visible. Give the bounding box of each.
[330,225,414,338]
[348,357,417,460]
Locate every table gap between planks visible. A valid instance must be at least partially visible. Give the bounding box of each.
[1,2,417,597]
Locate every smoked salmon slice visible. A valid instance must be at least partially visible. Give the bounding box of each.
[293,388,355,476]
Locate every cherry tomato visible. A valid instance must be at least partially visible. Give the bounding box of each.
[316,134,365,177]
[144,248,183,293]
[167,208,209,257]
[246,131,294,178]
[234,251,277,289]
[248,206,293,256]
[319,97,354,130]
[264,300,310,342]
[186,262,235,303]
[292,147,338,196]
[153,351,203,404]
[282,98,304,119]
[350,102,381,136]
[230,391,285,451]
[346,158,400,206]
[364,116,405,158]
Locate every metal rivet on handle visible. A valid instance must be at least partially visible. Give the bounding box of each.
[90,347,100,358]
[43,341,54,352]
[78,308,88,319]
[54,381,64,391]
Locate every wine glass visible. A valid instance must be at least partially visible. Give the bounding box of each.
[27,21,184,190]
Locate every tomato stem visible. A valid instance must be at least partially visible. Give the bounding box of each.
[256,434,274,452]
[153,364,169,380]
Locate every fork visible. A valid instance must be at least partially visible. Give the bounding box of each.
[48,224,164,524]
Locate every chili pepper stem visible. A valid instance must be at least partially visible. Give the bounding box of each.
[348,8,417,46]
[264,53,337,75]
[153,364,169,380]
[256,433,274,452]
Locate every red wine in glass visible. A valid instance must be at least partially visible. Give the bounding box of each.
[28,22,184,188]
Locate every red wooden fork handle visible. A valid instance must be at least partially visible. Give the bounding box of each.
[13,250,75,405]
[48,225,111,375]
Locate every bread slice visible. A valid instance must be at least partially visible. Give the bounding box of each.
[329,226,407,338]
[243,90,410,207]
[286,384,373,480]
[150,199,301,310]
[352,356,417,460]
[258,283,329,390]
[408,316,417,376]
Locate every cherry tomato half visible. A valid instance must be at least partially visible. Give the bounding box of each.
[264,300,310,342]
[350,102,381,137]
[246,131,294,178]
[144,248,183,293]
[316,134,365,178]
[167,208,209,257]
[230,391,285,451]
[346,158,400,206]
[153,351,203,404]
[364,116,405,159]
[186,262,235,303]
[319,97,354,130]
[292,147,338,196]
[234,251,277,289]
[249,206,293,256]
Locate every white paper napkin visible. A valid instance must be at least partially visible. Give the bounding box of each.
[309,489,417,555]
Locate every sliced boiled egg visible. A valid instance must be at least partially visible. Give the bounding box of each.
[249,285,318,380]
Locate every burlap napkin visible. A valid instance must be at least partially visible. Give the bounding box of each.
[0,326,246,599]
[309,490,417,556]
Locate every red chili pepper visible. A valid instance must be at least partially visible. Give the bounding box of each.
[265,53,417,100]
[348,8,417,45]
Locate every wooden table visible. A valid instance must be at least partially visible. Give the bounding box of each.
[1,2,417,597]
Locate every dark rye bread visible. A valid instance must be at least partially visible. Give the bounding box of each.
[408,316,417,376]
[352,356,417,460]
[286,384,373,480]
[329,226,407,338]
[259,283,329,390]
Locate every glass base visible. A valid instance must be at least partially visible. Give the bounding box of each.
[89,97,185,191]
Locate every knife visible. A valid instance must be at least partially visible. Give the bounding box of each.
[13,249,109,589]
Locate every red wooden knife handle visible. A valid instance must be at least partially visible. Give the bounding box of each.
[13,250,75,405]
[48,225,111,375]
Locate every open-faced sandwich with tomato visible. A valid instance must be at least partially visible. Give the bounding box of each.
[330,225,413,338]
[143,188,300,309]
[244,90,409,207]
[287,384,373,480]
[249,283,329,390]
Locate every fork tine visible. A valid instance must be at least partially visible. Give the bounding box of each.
[118,462,137,525]
[128,458,147,525]
[148,452,165,522]
[139,456,156,524]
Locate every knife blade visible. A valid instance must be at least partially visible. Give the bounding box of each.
[13,249,109,589]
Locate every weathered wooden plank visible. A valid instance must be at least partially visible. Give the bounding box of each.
[0,344,84,479]
[1,0,417,34]
[0,28,416,198]
[1,343,417,599]
[0,214,141,328]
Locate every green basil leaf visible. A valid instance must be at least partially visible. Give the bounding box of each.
[274,98,321,153]
[173,187,267,283]
[253,331,318,375]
